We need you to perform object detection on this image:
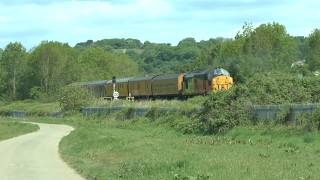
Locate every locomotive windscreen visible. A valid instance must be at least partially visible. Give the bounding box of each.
[207,68,230,80]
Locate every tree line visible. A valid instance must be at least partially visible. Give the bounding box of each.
[0,22,319,101]
[0,42,139,100]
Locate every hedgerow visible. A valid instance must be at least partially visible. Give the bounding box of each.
[193,72,320,134]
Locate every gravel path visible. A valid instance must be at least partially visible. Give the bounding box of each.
[0,122,84,180]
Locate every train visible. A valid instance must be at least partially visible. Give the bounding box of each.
[74,68,233,99]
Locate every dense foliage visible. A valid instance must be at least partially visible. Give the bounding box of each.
[0,22,319,103]
[195,73,320,134]
[74,23,319,80]
[0,42,140,101]
[58,86,93,112]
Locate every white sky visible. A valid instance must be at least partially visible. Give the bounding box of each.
[0,0,319,49]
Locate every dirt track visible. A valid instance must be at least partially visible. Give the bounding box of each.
[0,122,84,180]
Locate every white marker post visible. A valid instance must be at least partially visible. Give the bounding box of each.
[113,91,119,100]
[112,76,119,100]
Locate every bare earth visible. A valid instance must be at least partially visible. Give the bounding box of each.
[0,122,84,180]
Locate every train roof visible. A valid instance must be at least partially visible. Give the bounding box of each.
[118,77,133,83]
[129,76,154,81]
[153,74,180,80]
[106,77,133,84]
[73,80,108,86]
[184,71,207,79]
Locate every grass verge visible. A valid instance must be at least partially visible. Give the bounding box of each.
[0,118,39,141]
[0,100,60,116]
[30,116,320,180]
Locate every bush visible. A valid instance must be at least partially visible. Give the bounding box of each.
[243,72,311,104]
[190,71,315,134]
[193,87,251,134]
[58,85,93,112]
[29,86,53,102]
[303,76,320,103]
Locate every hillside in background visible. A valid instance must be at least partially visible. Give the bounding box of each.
[74,37,203,74]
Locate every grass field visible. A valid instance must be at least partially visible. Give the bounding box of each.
[0,119,39,141]
[0,100,60,113]
[30,116,320,180]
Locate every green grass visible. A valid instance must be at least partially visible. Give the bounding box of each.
[92,96,205,110]
[0,97,203,114]
[0,119,39,141]
[30,116,320,180]
[0,100,60,113]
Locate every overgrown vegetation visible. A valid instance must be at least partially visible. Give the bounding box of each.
[192,73,320,134]
[0,119,39,141]
[58,86,94,112]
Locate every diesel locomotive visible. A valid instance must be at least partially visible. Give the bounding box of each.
[76,68,233,99]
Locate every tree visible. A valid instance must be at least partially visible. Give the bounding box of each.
[194,38,225,69]
[107,53,140,78]
[77,47,139,81]
[242,22,299,65]
[306,29,320,71]
[177,38,197,48]
[0,48,3,59]
[0,42,27,99]
[92,38,143,49]
[294,36,307,59]
[28,41,77,95]
[0,48,4,98]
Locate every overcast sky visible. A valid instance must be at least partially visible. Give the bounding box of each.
[0,0,319,49]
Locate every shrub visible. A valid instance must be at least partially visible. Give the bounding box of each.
[29,86,44,99]
[58,85,93,112]
[191,71,315,134]
[29,86,55,102]
[194,87,251,134]
[242,72,311,104]
[303,76,320,103]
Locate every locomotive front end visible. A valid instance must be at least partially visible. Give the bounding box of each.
[208,68,233,91]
